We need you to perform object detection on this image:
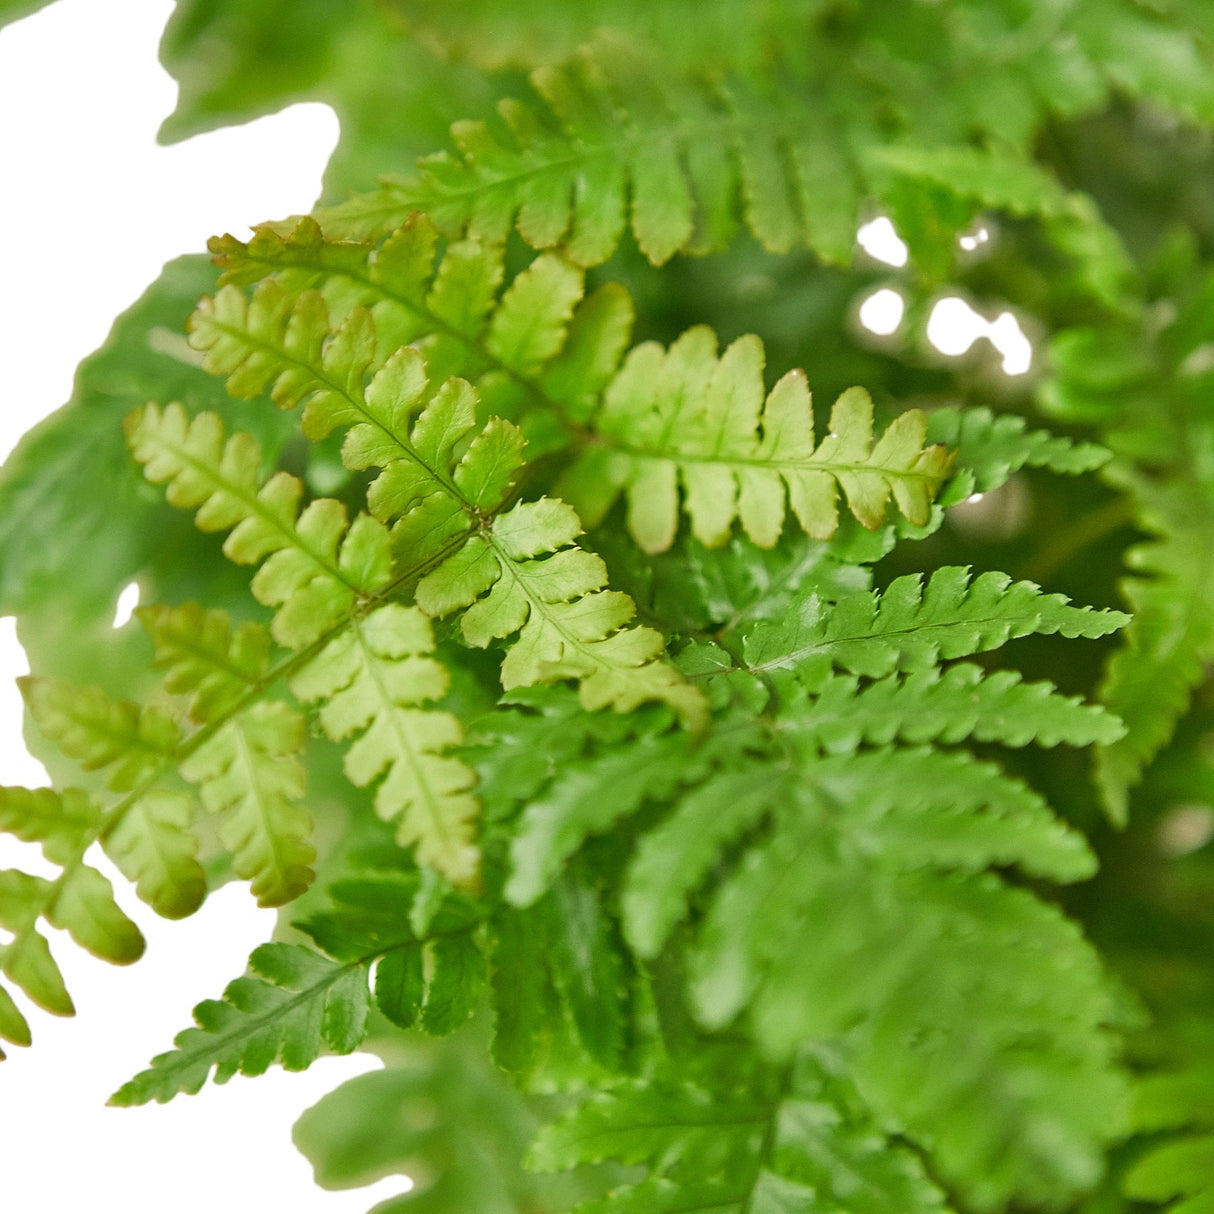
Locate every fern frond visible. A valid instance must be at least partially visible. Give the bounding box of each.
[20,676,180,791]
[19,677,207,917]
[415,496,706,728]
[0,788,144,1056]
[108,941,369,1105]
[138,602,272,722]
[529,1051,951,1213]
[205,213,633,435]
[132,400,483,885]
[317,49,842,265]
[138,601,316,905]
[126,403,393,648]
[685,780,1125,1207]
[179,701,314,906]
[927,406,1112,494]
[561,328,952,553]
[312,41,1126,282]
[113,871,485,1104]
[180,285,529,563]
[740,565,1128,680]
[288,605,481,885]
[778,663,1123,754]
[621,748,1094,961]
[170,321,702,723]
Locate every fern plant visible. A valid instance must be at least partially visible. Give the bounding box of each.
[5,2,1214,1212]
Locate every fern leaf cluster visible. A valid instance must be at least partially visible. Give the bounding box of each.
[11,3,1214,1213]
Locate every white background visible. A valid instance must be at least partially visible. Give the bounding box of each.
[0,2,408,1209]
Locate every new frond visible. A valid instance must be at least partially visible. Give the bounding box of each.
[415,496,706,727]
[561,327,953,553]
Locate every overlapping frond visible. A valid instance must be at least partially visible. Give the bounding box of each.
[311,40,1130,286]
[561,327,952,553]
[0,787,143,1058]
[205,212,633,436]
[482,573,1124,1207]
[688,809,1125,1207]
[529,1051,951,1213]
[417,497,705,727]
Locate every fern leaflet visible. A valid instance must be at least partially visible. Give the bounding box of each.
[0,788,144,1056]
[20,677,206,918]
[560,327,952,553]
[125,402,394,649]
[288,605,480,885]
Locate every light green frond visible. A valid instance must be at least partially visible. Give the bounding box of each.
[20,676,180,792]
[205,212,633,437]
[108,941,370,1106]
[0,787,145,1056]
[102,789,208,920]
[415,497,706,728]
[560,328,953,553]
[138,602,273,722]
[126,403,393,647]
[288,604,480,884]
[18,677,208,918]
[740,565,1128,680]
[179,700,315,907]
[181,282,531,563]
